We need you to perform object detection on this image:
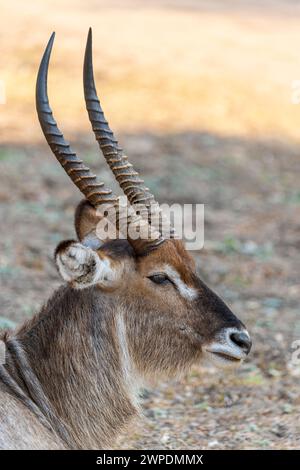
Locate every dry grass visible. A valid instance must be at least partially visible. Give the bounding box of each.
[2,0,300,142]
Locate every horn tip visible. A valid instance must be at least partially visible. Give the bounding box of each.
[49,31,56,44]
[44,32,55,55]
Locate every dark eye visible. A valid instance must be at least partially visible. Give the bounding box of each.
[148,274,171,285]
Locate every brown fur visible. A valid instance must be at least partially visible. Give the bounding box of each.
[0,200,249,449]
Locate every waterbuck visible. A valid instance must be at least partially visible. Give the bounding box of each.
[0,29,252,450]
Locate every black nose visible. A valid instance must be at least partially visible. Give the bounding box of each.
[230,331,252,354]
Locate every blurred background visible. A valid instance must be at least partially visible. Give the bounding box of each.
[0,0,299,449]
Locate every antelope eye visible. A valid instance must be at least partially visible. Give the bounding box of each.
[148,274,171,285]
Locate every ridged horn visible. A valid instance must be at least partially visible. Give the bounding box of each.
[36,32,117,209]
[83,28,162,217]
[36,33,164,254]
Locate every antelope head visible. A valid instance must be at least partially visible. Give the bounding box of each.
[36,29,252,383]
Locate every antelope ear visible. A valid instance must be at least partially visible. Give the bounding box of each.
[55,240,121,290]
[74,199,103,249]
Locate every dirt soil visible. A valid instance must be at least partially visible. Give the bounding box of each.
[0,0,299,450]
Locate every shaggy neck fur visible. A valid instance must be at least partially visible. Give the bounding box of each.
[0,286,140,449]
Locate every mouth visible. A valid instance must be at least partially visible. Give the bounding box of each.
[204,346,245,368]
[210,351,242,362]
[204,327,251,369]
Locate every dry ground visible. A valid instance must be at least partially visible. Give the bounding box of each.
[0,0,299,449]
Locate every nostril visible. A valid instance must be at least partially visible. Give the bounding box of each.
[230,331,252,354]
